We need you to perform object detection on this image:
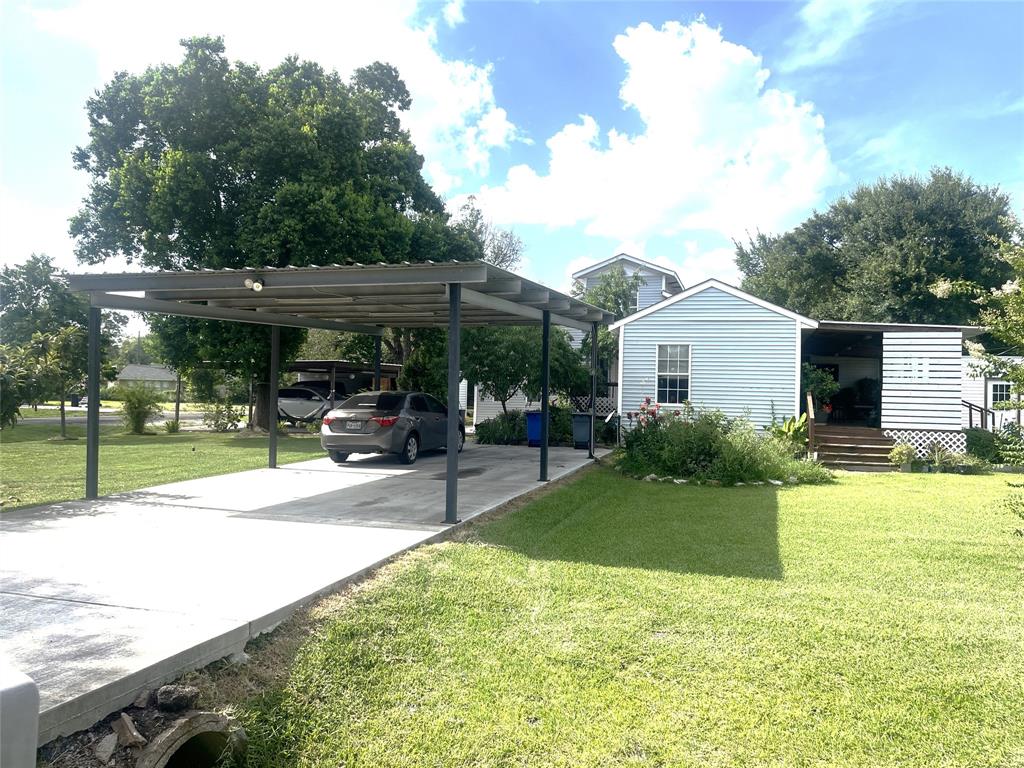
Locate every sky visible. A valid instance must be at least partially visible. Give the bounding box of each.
[1,0,1023,307]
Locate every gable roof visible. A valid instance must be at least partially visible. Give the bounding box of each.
[608,279,818,330]
[117,364,177,382]
[571,252,684,290]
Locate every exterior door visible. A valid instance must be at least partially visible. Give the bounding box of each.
[424,395,450,447]
[408,394,441,449]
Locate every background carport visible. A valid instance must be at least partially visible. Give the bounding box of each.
[67,261,614,524]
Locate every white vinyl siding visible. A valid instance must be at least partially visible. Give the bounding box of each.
[472,387,540,425]
[881,332,962,430]
[618,286,799,427]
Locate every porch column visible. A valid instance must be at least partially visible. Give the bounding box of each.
[539,310,551,481]
[444,283,462,524]
[589,321,598,460]
[373,335,383,390]
[85,306,101,499]
[268,325,280,469]
[330,363,337,409]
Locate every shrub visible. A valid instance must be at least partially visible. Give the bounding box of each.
[475,410,526,445]
[163,419,181,434]
[98,385,125,401]
[996,423,1024,465]
[944,453,989,474]
[1004,483,1024,537]
[926,441,956,470]
[964,428,999,462]
[202,401,244,432]
[767,413,808,455]
[888,443,917,466]
[620,399,830,485]
[120,386,163,434]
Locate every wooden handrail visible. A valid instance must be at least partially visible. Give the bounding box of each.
[962,399,996,431]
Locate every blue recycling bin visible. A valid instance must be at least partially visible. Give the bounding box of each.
[525,410,543,447]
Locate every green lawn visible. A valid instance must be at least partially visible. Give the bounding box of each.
[0,423,323,510]
[192,468,1023,768]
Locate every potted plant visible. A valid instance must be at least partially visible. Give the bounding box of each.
[801,364,840,422]
[889,442,916,472]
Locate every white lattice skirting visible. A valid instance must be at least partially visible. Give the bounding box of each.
[884,429,966,458]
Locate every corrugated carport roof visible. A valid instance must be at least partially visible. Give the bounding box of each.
[66,260,615,334]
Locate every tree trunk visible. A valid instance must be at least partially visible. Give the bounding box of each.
[253,381,271,431]
[59,396,67,439]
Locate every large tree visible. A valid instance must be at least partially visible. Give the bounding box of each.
[0,254,123,427]
[71,38,480,425]
[735,168,1016,324]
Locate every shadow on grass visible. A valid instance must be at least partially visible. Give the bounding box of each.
[476,471,783,580]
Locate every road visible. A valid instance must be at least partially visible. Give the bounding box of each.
[19,410,204,427]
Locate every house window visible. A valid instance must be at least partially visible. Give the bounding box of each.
[992,382,1011,404]
[627,287,640,316]
[657,344,690,404]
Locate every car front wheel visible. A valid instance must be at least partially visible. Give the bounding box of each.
[399,433,419,465]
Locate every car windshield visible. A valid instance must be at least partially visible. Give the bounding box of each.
[341,392,405,410]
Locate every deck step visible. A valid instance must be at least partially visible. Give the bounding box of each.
[823,461,896,472]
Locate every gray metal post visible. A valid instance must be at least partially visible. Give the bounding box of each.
[85,306,101,499]
[374,335,383,390]
[269,325,280,468]
[445,283,461,523]
[330,363,336,408]
[590,321,598,459]
[539,310,550,481]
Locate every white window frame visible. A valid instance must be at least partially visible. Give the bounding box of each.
[655,343,691,405]
[992,381,1012,404]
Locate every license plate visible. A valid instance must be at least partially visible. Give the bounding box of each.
[346,420,362,430]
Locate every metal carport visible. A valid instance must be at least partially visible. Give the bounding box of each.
[67,260,614,524]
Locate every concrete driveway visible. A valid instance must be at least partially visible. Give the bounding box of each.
[0,443,601,745]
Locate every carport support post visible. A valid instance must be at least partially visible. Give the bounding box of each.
[589,321,598,460]
[85,306,101,499]
[268,325,280,469]
[445,283,461,524]
[540,310,550,482]
[373,335,382,390]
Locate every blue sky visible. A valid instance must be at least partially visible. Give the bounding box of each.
[2,0,1022,299]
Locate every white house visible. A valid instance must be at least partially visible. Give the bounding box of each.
[473,253,994,466]
[472,253,683,424]
[962,355,1022,430]
[116,364,178,393]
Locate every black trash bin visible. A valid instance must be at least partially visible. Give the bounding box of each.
[571,413,592,450]
[70,394,81,408]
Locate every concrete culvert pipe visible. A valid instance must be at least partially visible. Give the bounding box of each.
[135,712,246,768]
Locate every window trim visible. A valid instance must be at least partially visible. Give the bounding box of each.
[654,343,692,406]
[991,381,1012,404]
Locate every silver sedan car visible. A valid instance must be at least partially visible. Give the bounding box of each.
[320,391,465,465]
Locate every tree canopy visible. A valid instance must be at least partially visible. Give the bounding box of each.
[71,38,483,403]
[735,168,1016,324]
[933,216,1024,407]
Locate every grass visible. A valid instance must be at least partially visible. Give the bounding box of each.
[188,468,1024,768]
[0,422,323,510]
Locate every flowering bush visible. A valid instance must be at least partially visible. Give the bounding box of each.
[620,400,831,485]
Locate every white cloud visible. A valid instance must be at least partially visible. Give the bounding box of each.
[442,0,465,27]
[780,0,886,72]
[468,19,837,249]
[29,0,516,195]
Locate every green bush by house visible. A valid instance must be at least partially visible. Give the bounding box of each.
[620,400,831,485]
